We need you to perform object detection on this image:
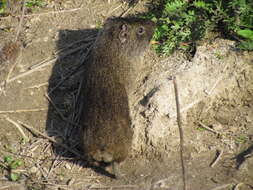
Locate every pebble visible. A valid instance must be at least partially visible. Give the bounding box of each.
[30,166,38,174]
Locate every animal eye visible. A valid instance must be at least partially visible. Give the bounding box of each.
[137,26,145,35]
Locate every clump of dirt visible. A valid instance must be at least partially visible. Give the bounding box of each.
[0,0,252,190]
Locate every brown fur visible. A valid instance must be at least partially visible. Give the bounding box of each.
[79,17,155,173]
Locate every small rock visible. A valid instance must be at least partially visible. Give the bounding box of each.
[30,166,38,174]
[245,116,252,123]
[211,122,223,131]
[43,37,49,42]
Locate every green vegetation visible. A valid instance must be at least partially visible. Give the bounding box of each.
[143,0,253,55]
[0,0,45,14]
[0,0,6,14]
[196,126,207,132]
[1,155,23,181]
[25,0,45,10]
[235,135,249,144]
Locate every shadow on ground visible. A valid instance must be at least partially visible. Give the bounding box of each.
[45,28,117,178]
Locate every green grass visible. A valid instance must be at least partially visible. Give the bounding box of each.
[0,0,7,14]
[2,155,23,181]
[0,0,45,14]
[142,0,253,55]
[25,0,45,11]
[235,135,249,144]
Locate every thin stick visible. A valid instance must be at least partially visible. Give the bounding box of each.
[233,183,243,190]
[25,82,48,89]
[0,108,47,114]
[108,4,123,16]
[48,43,94,95]
[5,49,22,83]
[46,155,59,179]
[4,58,56,85]
[44,93,66,120]
[17,120,83,158]
[198,121,220,134]
[15,0,26,42]
[1,149,77,161]
[4,116,29,141]
[44,93,79,127]
[169,99,202,118]
[0,185,20,190]
[24,7,82,17]
[204,77,222,95]
[5,43,90,85]
[204,63,229,95]
[209,184,232,190]
[120,6,133,17]
[35,163,47,179]
[172,76,186,190]
[88,185,138,189]
[119,2,137,17]
[0,186,12,190]
[55,38,95,55]
[29,43,90,70]
[0,160,9,170]
[27,56,53,70]
[210,150,223,168]
[0,8,82,20]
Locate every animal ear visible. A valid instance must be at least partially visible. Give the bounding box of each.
[104,16,116,25]
[119,24,128,44]
[103,17,118,31]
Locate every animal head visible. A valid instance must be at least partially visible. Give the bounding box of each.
[98,17,155,58]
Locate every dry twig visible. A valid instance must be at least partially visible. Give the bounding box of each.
[27,56,53,70]
[46,155,60,179]
[88,185,138,189]
[24,7,82,17]
[209,184,232,190]
[204,63,229,95]
[48,43,94,95]
[0,185,21,190]
[15,0,26,42]
[5,43,92,85]
[0,108,47,114]
[5,52,22,83]
[172,76,186,190]
[233,183,243,190]
[169,99,202,118]
[198,121,220,134]
[119,1,137,17]
[55,38,95,55]
[2,149,76,161]
[210,150,224,168]
[108,4,123,16]
[44,93,80,127]
[3,58,55,84]
[17,120,83,158]
[25,82,49,89]
[0,7,82,20]
[4,116,29,141]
